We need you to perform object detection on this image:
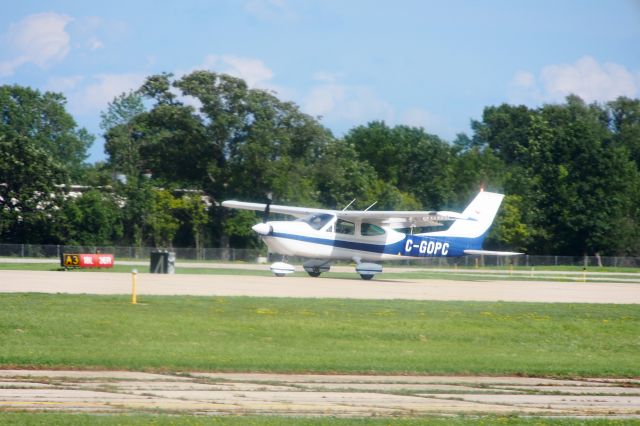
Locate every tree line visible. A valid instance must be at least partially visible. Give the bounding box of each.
[1,72,639,255]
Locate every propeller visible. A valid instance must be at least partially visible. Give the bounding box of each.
[263,192,273,223]
[253,192,274,236]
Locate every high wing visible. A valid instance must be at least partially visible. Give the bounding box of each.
[334,210,473,228]
[221,200,474,227]
[221,201,332,218]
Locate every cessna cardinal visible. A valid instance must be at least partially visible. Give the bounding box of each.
[222,190,521,279]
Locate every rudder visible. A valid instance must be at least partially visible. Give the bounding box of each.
[433,191,504,238]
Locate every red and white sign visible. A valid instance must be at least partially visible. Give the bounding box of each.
[62,253,114,268]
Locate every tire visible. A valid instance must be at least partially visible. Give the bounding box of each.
[307,271,321,277]
[360,274,374,280]
[275,273,285,277]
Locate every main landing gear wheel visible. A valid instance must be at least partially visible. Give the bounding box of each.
[302,260,330,277]
[359,274,374,280]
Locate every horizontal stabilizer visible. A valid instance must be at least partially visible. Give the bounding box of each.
[464,249,523,256]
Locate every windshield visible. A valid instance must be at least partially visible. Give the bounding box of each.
[298,213,334,230]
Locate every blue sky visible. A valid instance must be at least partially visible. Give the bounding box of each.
[1,0,639,162]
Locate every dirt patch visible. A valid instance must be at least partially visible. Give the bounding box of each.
[1,370,638,418]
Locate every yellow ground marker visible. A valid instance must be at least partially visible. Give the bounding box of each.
[131,269,138,304]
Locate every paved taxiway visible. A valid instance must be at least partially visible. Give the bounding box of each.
[1,370,639,417]
[1,269,639,303]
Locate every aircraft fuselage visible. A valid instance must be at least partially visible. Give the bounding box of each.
[260,220,478,261]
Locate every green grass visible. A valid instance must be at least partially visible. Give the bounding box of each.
[0,262,273,276]
[0,413,637,425]
[1,294,638,377]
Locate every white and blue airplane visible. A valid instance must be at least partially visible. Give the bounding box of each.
[222,190,520,279]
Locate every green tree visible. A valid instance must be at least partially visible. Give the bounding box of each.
[58,190,123,246]
[451,133,506,207]
[0,85,92,180]
[174,70,332,203]
[608,97,640,165]
[345,122,458,208]
[471,95,640,255]
[485,194,533,252]
[119,177,154,248]
[0,85,93,243]
[101,91,146,179]
[128,71,333,247]
[0,134,68,243]
[148,189,180,248]
[174,193,210,253]
[314,139,380,209]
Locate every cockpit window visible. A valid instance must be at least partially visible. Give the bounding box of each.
[361,222,385,236]
[299,213,334,230]
[335,219,355,235]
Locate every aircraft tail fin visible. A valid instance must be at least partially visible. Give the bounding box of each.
[436,191,504,239]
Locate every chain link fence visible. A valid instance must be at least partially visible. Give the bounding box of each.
[0,243,262,263]
[1,243,639,268]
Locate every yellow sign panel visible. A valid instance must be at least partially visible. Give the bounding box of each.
[63,254,79,267]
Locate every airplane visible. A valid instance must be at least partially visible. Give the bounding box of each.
[222,190,521,279]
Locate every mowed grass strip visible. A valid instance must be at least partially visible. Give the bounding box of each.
[0,294,638,377]
[0,262,274,276]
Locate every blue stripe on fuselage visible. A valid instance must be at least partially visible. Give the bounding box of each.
[269,232,486,258]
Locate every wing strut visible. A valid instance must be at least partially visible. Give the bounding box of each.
[341,199,356,211]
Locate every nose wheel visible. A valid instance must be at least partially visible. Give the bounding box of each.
[270,260,295,276]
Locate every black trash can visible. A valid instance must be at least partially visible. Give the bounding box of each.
[150,250,175,274]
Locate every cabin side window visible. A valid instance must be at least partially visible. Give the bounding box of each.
[335,219,355,235]
[300,213,334,230]
[361,222,385,236]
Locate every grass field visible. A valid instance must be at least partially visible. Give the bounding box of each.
[1,293,638,377]
[0,413,636,425]
[0,262,274,276]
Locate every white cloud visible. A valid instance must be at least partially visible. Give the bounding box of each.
[198,54,294,98]
[303,82,394,124]
[0,12,72,77]
[46,75,84,92]
[203,54,274,87]
[541,56,637,102]
[69,72,146,115]
[0,58,24,78]
[509,56,639,104]
[304,83,346,117]
[511,70,535,89]
[303,79,454,138]
[72,16,129,53]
